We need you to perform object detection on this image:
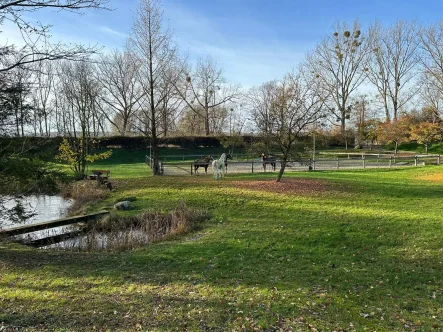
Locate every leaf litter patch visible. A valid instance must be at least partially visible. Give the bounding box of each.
[416,173,443,182]
[229,178,331,196]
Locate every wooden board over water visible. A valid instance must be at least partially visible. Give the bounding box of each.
[0,211,109,237]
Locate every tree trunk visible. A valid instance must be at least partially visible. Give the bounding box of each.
[383,94,390,122]
[204,100,210,136]
[341,111,347,150]
[39,116,44,136]
[276,159,287,182]
[393,100,398,121]
[152,143,160,175]
[15,106,20,137]
[122,117,128,136]
[163,107,168,137]
[45,111,49,136]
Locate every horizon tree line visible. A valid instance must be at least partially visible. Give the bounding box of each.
[3,1,443,173]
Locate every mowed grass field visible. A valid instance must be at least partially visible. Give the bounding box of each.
[2,157,443,331]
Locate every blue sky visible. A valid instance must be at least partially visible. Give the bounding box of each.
[3,0,443,87]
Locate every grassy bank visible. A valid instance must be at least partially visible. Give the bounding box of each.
[1,163,443,330]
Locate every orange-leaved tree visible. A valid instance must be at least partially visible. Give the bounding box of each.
[377,115,412,153]
[409,122,442,154]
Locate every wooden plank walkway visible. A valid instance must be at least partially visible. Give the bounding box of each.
[23,230,86,247]
[0,211,109,237]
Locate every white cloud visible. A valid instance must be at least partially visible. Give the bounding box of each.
[98,26,128,39]
[162,2,309,87]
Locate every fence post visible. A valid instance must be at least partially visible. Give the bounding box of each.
[415,155,418,166]
[438,155,441,165]
[252,161,254,173]
[389,156,392,168]
[363,155,366,168]
[191,163,193,175]
[313,159,316,171]
[337,157,339,170]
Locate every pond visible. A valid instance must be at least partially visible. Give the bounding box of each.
[1,195,74,244]
[1,196,198,252]
[0,195,150,251]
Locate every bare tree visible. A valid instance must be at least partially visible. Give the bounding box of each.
[306,21,371,145]
[420,75,443,121]
[247,80,278,135]
[4,55,35,137]
[58,59,102,177]
[52,69,72,136]
[420,21,443,114]
[0,65,33,136]
[95,49,143,136]
[0,0,109,73]
[177,56,240,136]
[367,21,420,122]
[251,69,328,182]
[31,58,56,136]
[129,0,179,175]
[177,106,205,135]
[227,104,247,135]
[157,61,186,136]
[350,94,382,147]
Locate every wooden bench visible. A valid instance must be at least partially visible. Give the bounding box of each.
[89,169,110,180]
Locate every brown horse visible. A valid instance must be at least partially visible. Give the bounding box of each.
[261,153,276,171]
[194,156,214,174]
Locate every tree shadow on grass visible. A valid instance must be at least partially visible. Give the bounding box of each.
[2,167,443,330]
[2,201,443,330]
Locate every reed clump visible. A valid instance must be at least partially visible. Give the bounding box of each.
[78,200,209,251]
[60,180,109,214]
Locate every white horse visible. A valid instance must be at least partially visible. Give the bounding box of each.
[212,153,227,179]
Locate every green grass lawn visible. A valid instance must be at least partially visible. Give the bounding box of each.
[2,163,443,330]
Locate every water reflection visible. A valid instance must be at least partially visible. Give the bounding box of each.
[1,195,73,229]
[1,195,74,244]
[46,229,150,251]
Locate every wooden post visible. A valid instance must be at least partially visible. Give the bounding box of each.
[438,155,441,165]
[337,157,339,170]
[363,155,366,168]
[252,161,254,173]
[415,156,418,166]
[389,156,392,168]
